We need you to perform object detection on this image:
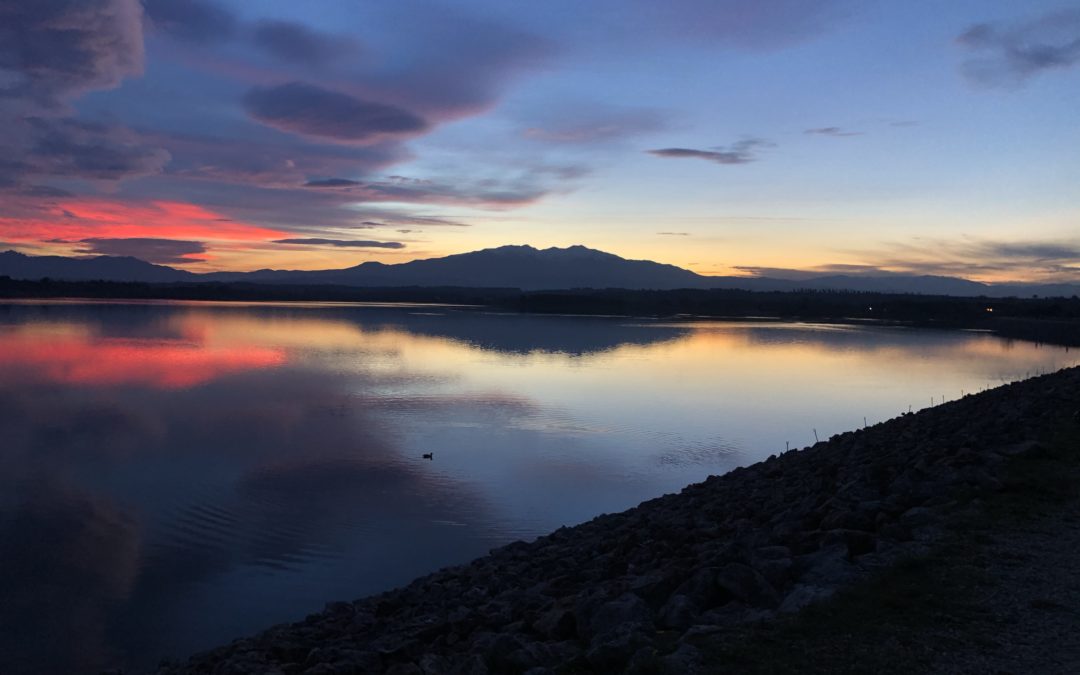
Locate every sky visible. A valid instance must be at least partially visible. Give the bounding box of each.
[0,0,1078,281]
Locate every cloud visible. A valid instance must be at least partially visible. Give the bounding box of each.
[20,118,171,182]
[957,9,1080,86]
[0,2,165,193]
[75,237,207,263]
[355,4,552,118]
[360,215,470,228]
[968,240,1080,262]
[150,128,407,190]
[753,237,1080,283]
[305,178,362,188]
[734,264,892,280]
[0,0,144,104]
[243,82,429,143]
[271,238,405,249]
[0,198,285,244]
[251,20,361,66]
[657,231,690,236]
[277,173,548,208]
[523,107,667,144]
[143,0,238,44]
[804,126,861,137]
[647,138,773,165]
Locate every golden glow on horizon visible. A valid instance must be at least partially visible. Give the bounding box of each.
[6,197,1076,283]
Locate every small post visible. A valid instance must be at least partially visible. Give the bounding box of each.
[785,441,789,453]
[863,416,867,428]
[813,428,819,443]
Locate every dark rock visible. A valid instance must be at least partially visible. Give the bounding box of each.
[659,643,705,675]
[674,567,720,607]
[755,557,793,588]
[714,562,779,607]
[589,592,654,635]
[779,584,835,613]
[754,545,792,560]
[658,593,698,630]
[899,506,938,529]
[532,607,576,640]
[586,623,653,672]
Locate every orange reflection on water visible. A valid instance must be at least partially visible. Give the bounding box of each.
[0,330,286,389]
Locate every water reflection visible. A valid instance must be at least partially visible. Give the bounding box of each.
[0,301,1075,673]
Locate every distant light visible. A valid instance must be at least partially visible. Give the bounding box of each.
[868,306,872,311]
[986,307,994,312]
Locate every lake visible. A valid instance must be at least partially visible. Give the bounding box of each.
[0,300,1075,673]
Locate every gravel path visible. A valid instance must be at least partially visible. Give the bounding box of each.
[928,466,1080,673]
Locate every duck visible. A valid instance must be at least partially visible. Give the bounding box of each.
[422,452,433,460]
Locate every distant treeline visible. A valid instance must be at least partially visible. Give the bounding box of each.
[2,276,1078,345]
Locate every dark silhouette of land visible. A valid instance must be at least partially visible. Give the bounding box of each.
[3,246,1079,298]
[3,275,1079,347]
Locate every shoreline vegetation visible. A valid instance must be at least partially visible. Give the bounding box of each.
[2,277,1079,348]
[154,366,1080,674]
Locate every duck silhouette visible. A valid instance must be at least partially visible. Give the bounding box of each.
[422,452,433,460]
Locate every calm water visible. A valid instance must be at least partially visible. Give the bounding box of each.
[0,300,1075,673]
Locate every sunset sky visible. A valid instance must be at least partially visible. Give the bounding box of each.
[1,0,1077,281]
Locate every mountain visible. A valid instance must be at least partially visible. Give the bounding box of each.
[202,245,707,290]
[0,250,195,283]
[2,245,1079,298]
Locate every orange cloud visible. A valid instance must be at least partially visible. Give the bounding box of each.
[0,334,287,389]
[0,198,286,243]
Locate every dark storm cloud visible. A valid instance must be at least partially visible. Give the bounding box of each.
[252,20,360,66]
[0,0,144,103]
[243,82,429,143]
[76,237,207,264]
[957,9,1080,86]
[272,238,406,249]
[647,138,773,165]
[143,0,238,44]
[22,118,170,181]
[805,126,861,137]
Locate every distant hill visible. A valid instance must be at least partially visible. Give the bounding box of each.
[2,245,1078,298]
[0,250,195,283]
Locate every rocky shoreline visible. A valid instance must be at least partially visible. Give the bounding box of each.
[157,367,1080,675]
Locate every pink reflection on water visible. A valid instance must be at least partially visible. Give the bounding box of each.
[0,332,286,389]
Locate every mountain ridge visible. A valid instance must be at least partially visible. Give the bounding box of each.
[2,246,1078,298]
